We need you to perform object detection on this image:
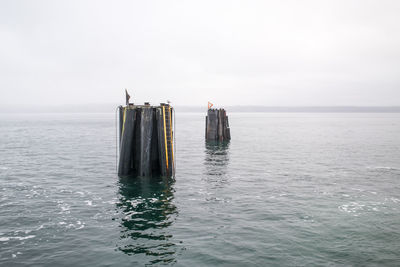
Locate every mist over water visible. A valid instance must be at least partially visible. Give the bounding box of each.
[0,112,399,266]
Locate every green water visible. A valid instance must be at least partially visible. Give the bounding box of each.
[0,113,399,266]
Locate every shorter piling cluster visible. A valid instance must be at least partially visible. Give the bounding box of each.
[118,103,175,178]
[205,109,231,142]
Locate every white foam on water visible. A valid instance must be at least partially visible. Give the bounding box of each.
[61,206,70,212]
[102,200,116,204]
[61,220,85,230]
[339,202,365,213]
[350,188,364,192]
[128,199,142,207]
[76,221,85,229]
[17,235,35,240]
[149,198,159,203]
[0,235,35,242]
[59,189,72,193]
[123,210,139,219]
[339,200,387,215]
[58,202,70,214]
[36,224,45,230]
[93,213,102,219]
[85,200,93,206]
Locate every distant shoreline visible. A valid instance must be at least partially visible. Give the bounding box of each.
[1,104,400,113]
[177,106,400,113]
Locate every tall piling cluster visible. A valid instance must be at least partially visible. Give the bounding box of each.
[118,104,175,178]
[205,109,231,142]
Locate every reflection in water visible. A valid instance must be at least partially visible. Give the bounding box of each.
[116,177,178,265]
[204,141,230,178]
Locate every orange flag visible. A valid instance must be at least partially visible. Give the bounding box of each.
[208,101,213,109]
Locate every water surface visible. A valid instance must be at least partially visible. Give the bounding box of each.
[1,112,399,266]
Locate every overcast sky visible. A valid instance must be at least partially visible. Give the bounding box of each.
[1,0,399,107]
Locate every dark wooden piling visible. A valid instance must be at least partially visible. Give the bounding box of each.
[118,108,136,176]
[118,104,175,178]
[205,108,231,142]
[150,110,160,176]
[138,107,154,177]
[156,107,167,177]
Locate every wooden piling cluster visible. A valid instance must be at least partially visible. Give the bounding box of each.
[118,103,175,178]
[205,109,231,141]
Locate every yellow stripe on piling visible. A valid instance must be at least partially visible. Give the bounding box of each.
[162,106,169,171]
[168,107,174,169]
[121,107,127,137]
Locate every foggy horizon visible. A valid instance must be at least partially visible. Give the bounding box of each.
[1,102,400,113]
[1,1,400,107]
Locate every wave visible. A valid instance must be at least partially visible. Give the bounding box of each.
[0,235,35,242]
[367,166,400,172]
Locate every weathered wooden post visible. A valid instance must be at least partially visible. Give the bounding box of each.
[118,102,175,178]
[205,107,231,142]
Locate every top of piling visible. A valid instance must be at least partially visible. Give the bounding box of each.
[121,102,172,109]
[208,108,226,111]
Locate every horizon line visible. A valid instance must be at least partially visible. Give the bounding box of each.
[1,103,400,107]
[1,104,400,113]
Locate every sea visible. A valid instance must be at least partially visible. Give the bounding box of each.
[0,112,399,266]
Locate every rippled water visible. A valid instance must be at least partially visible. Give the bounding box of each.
[1,112,399,266]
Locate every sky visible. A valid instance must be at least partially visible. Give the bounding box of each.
[1,0,399,107]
